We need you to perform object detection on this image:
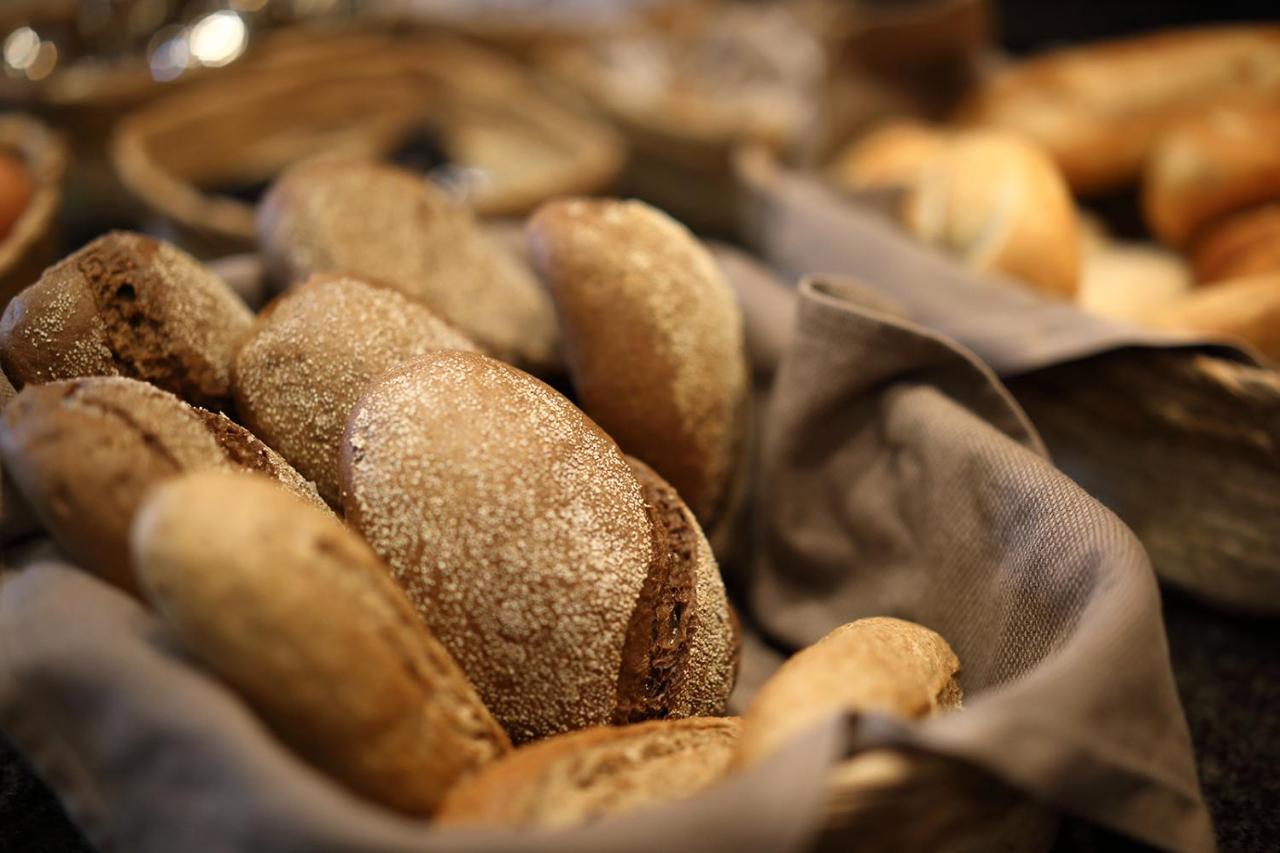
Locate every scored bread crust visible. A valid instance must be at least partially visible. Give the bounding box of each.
[0,232,252,410]
[132,471,510,817]
[232,273,478,505]
[436,717,742,827]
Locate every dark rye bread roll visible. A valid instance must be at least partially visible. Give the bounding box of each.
[256,158,559,371]
[437,717,741,827]
[527,198,748,525]
[233,274,478,505]
[341,351,737,742]
[0,376,323,592]
[132,471,510,816]
[0,232,251,410]
[735,618,961,769]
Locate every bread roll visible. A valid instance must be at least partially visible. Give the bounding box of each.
[1190,203,1280,284]
[527,198,749,525]
[829,121,946,192]
[960,26,1280,194]
[341,351,737,742]
[1079,241,1192,322]
[233,274,478,505]
[256,157,558,370]
[736,618,961,768]
[1143,106,1280,248]
[1146,273,1280,362]
[437,717,740,827]
[0,368,37,544]
[0,232,251,410]
[0,376,324,592]
[132,471,509,816]
[903,129,1081,298]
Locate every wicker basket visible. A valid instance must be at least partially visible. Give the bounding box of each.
[0,114,68,307]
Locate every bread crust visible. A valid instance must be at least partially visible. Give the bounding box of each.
[132,470,510,816]
[830,121,946,192]
[1146,273,1280,362]
[0,232,251,410]
[1190,203,1280,285]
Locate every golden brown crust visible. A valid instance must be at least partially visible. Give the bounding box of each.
[132,470,510,816]
[1143,107,1280,248]
[0,232,251,410]
[903,130,1081,298]
[436,717,741,827]
[735,618,961,769]
[232,274,478,505]
[256,158,558,370]
[0,376,323,593]
[527,198,749,524]
[1146,273,1280,362]
[1078,241,1191,323]
[960,26,1280,194]
[829,121,946,192]
[1190,203,1280,285]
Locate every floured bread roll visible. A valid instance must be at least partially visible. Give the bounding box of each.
[527,198,749,526]
[437,717,741,827]
[341,350,737,742]
[256,157,559,370]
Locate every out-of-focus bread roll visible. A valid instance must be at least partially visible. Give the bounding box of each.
[1146,273,1280,362]
[1190,203,1280,285]
[829,121,946,192]
[1079,241,1192,323]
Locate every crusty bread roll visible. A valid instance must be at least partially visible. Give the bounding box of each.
[527,198,749,525]
[1146,273,1280,362]
[902,129,1081,298]
[256,157,559,370]
[233,274,478,505]
[0,376,323,592]
[960,26,1280,194]
[0,232,252,410]
[341,351,737,742]
[131,470,510,816]
[829,121,946,192]
[1143,106,1280,249]
[1079,241,1192,323]
[437,717,740,827]
[1190,203,1280,285]
[735,618,961,768]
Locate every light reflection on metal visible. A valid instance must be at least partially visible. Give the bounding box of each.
[188,11,248,68]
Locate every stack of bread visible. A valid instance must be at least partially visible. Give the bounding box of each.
[827,25,1280,361]
[0,158,961,823]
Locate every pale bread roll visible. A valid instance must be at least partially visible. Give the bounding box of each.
[829,121,946,192]
[437,717,741,827]
[527,198,749,525]
[1079,241,1192,323]
[736,618,961,768]
[1146,273,1280,362]
[256,157,558,370]
[0,376,324,592]
[131,470,510,816]
[903,129,1081,298]
[341,351,737,742]
[0,232,251,410]
[232,274,478,505]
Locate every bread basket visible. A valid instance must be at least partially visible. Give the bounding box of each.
[0,114,68,307]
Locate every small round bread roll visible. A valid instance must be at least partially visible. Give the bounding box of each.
[0,376,324,592]
[256,157,558,370]
[1143,107,1280,249]
[902,129,1081,298]
[829,121,946,192]
[527,198,749,525]
[1189,203,1280,284]
[341,351,737,742]
[0,232,252,410]
[233,274,478,505]
[735,618,961,768]
[1079,241,1192,322]
[131,470,510,816]
[437,717,741,827]
[1146,273,1280,362]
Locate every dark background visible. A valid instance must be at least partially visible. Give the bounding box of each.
[3,2,1280,851]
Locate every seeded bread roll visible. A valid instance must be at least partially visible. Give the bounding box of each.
[0,232,251,410]
[341,351,737,742]
[132,471,510,816]
[1190,203,1280,285]
[233,274,478,505]
[902,129,1081,299]
[527,198,748,525]
[829,121,946,192]
[256,158,558,370]
[735,618,961,768]
[437,717,741,827]
[1146,273,1280,362]
[0,376,324,592]
[1143,107,1280,249]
